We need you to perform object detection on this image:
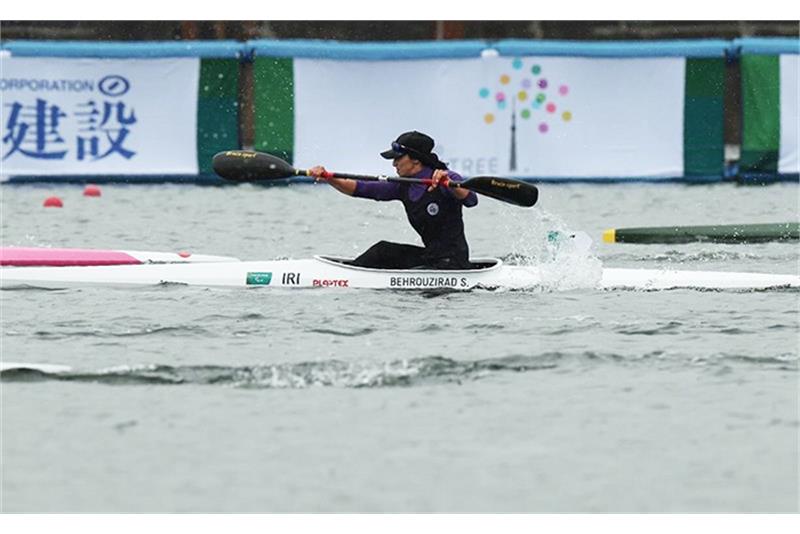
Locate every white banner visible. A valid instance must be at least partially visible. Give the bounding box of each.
[293,56,685,178]
[0,57,199,176]
[779,54,799,175]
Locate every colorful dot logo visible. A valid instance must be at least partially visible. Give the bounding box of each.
[478,61,574,145]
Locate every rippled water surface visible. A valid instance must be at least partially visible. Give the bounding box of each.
[1,182,798,512]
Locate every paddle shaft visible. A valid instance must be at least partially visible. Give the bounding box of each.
[303,168,538,207]
[297,168,461,189]
[211,150,538,207]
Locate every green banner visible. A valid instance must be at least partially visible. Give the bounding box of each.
[253,57,295,163]
[740,55,781,173]
[197,58,240,173]
[683,58,725,177]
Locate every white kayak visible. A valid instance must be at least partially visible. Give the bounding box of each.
[1,255,797,291]
[0,246,240,267]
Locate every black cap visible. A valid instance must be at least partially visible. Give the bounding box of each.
[380,131,435,160]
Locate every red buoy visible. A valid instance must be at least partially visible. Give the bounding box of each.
[83,184,102,197]
[43,196,63,208]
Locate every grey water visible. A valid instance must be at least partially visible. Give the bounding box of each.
[1,182,798,512]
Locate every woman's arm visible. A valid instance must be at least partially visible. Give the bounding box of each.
[430,169,478,206]
[308,166,357,196]
[308,165,401,200]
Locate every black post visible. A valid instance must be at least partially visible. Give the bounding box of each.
[509,96,517,172]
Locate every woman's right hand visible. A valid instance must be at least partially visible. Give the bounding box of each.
[308,165,329,182]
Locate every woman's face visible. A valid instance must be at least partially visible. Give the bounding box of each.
[393,154,422,177]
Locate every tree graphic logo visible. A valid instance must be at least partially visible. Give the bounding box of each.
[479,59,573,172]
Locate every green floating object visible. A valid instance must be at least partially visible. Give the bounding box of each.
[603,222,800,244]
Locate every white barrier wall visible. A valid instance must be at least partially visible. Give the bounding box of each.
[292,56,687,179]
[1,57,200,176]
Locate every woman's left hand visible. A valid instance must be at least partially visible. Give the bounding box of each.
[428,170,451,192]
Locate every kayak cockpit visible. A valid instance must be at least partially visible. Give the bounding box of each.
[314,256,502,272]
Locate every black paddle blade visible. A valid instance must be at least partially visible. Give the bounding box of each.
[462,176,539,207]
[212,151,297,181]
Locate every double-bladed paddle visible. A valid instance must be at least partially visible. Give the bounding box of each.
[212,150,538,208]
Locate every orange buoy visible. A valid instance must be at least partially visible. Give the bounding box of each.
[83,184,101,197]
[43,196,63,208]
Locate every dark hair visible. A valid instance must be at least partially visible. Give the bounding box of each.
[417,152,448,170]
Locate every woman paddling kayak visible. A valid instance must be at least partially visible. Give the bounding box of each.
[308,131,478,270]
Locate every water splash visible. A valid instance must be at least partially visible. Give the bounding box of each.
[495,205,603,290]
[3,348,794,388]
[0,356,559,388]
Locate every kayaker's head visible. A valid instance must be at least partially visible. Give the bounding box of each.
[380,131,448,176]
